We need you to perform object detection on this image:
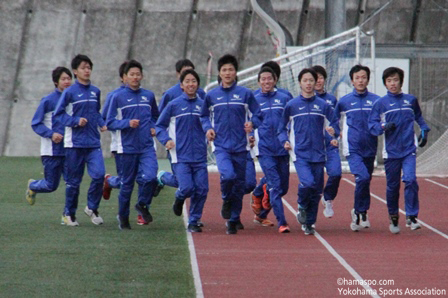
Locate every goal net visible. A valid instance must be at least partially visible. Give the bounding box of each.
[205,27,375,99]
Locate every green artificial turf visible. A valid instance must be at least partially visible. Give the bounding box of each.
[0,157,195,298]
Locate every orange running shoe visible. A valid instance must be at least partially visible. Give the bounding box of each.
[251,193,262,215]
[103,174,112,200]
[253,216,274,227]
[137,215,149,225]
[261,184,271,210]
[278,225,290,233]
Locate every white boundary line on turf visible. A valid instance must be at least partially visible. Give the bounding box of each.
[342,178,448,240]
[182,204,204,298]
[425,178,448,190]
[282,199,381,298]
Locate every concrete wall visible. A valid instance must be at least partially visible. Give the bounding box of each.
[1,0,447,156]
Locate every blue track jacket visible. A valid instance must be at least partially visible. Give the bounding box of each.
[200,82,262,153]
[156,93,207,163]
[102,85,125,152]
[54,80,104,148]
[333,89,380,157]
[106,86,159,154]
[31,89,65,156]
[278,95,334,162]
[254,90,290,157]
[317,91,338,151]
[159,83,206,113]
[368,91,430,159]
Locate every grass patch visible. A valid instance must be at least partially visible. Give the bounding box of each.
[0,157,195,298]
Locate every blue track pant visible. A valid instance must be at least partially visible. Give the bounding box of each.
[259,155,290,226]
[323,147,342,201]
[30,156,66,193]
[64,148,105,216]
[160,152,180,188]
[245,152,257,195]
[118,150,158,218]
[106,152,122,189]
[294,159,324,225]
[214,150,246,222]
[346,153,375,213]
[384,153,419,216]
[173,162,209,225]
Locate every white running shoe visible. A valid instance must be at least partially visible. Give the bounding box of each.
[62,215,79,226]
[360,212,371,228]
[301,224,316,231]
[84,206,104,225]
[389,215,400,234]
[406,216,421,230]
[350,209,361,232]
[321,197,334,218]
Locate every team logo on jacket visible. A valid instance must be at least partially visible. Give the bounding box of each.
[326,99,332,105]
[403,99,411,106]
[274,99,281,104]
[195,105,201,111]
[231,94,241,100]
[90,91,97,98]
[365,100,373,106]
[312,104,321,111]
[141,96,148,102]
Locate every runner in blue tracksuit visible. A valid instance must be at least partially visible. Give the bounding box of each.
[332,65,379,231]
[369,67,430,234]
[253,67,291,233]
[278,68,337,235]
[156,69,208,233]
[101,61,128,200]
[54,54,107,227]
[312,65,342,219]
[201,54,262,235]
[106,60,159,230]
[26,67,72,206]
[250,61,293,222]
[157,59,206,191]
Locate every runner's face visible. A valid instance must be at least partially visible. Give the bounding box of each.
[299,72,316,96]
[74,61,91,83]
[127,67,143,90]
[351,70,369,93]
[258,72,276,93]
[385,73,402,94]
[315,73,325,93]
[181,73,199,98]
[57,72,72,91]
[219,63,237,86]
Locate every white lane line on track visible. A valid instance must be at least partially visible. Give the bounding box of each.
[182,204,204,298]
[342,178,448,240]
[282,199,381,298]
[425,178,448,190]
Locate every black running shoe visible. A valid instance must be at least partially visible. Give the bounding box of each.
[304,224,315,235]
[226,221,237,235]
[117,215,131,230]
[235,220,244,230]
[135,204,153,223]
[187,224,202,233]
[153,184,164,197]
[172,199,184,216]
[197,221,204,227]
[221,200,232,219]
[296,207,307,224]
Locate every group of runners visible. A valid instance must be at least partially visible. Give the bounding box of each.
[26,53,430,235]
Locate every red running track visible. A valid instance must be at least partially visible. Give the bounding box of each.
[190,173,448,297]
